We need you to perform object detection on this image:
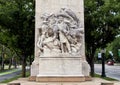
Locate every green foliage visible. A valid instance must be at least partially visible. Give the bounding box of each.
[0,0,35,76]
[85,0,120,76]
[106,37,120,62]
[0,0,35,57]
[85,0,120,50]
[95,74,118,81]
[112,37,120,58]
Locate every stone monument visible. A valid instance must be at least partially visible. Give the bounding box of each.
[29,0,91,82]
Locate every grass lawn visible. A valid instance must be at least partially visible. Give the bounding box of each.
[0,69,20,76]
[95,74,118,81]
[0,71,30,83]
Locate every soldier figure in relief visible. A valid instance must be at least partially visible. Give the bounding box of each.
[37,8,84,56]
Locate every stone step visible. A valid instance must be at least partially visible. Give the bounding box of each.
[101,83,114,85]
[7,83,20,85]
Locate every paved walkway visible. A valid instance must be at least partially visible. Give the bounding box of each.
[0,78,120,85]
[0,69,21,82]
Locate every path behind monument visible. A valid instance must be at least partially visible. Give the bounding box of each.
[1,78,120,85]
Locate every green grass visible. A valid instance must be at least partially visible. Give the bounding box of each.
[0,71,30,83]
[0,75,21,83]
[0,69,20,76]
[95,74,118,81]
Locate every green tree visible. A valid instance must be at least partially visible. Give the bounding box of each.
[112,37,120,60]
[106,36,120,62]
[85,0,120,76]
[0,0,35,77]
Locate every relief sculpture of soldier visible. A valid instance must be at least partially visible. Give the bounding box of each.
[37,8,84,56]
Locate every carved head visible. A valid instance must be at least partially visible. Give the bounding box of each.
[47,28,54,37]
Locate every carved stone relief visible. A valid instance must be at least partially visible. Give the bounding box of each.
[37,8,84,57]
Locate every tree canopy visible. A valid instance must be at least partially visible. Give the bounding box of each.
[105,36,120,61]
[85,0,120,76]
[0,0,35,77]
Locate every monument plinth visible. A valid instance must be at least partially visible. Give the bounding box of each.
[30,0,91,82]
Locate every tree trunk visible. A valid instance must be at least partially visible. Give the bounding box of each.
[90,57,94,77]
[1,45,5,70]
[86,47,96,77]
[1,56,4,70]
[8,58,12,70]
[14,58,17,69]
[29,56,32,65]
[90,47,96,77]
[22,56,26,77]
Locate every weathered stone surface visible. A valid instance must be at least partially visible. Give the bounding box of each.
[37,57,83,76]
[101,83,114,85]
[35,0,85,59]
[30,0,91,82]
[36,76,86,82]
[7,83,20,85]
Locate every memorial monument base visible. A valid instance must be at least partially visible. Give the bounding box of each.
[29,76,91,82]
[36,76,89,82]
[29,56,91,82]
